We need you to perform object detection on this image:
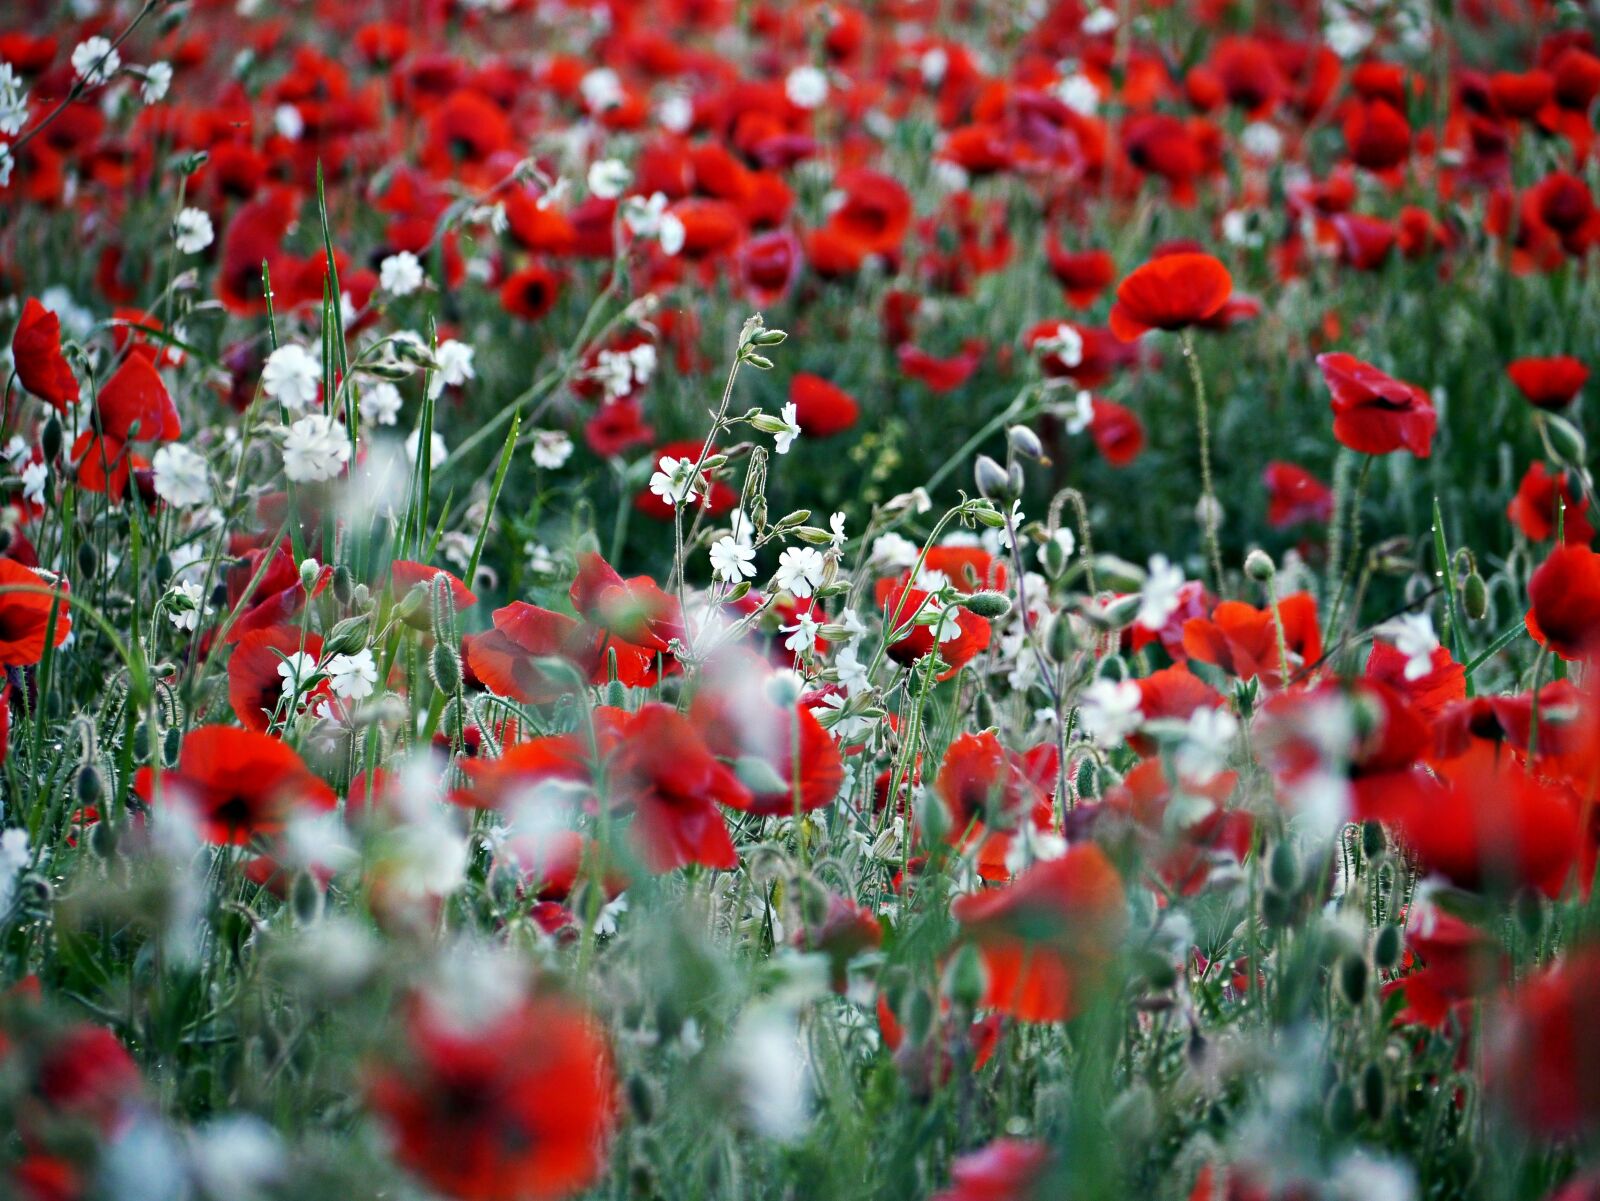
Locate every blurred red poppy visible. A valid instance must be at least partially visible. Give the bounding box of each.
[1527,544,1600,660]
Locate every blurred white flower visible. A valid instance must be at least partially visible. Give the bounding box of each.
[587,157,631,200]
[0,63,29,136]
[363,381,402,426]
[172,207,214,254]
[153,443,210,506]
[785,65,829,109]
[164,580,211,632]
[772,401,802,455]
[20,459,46,506]
[427,338,475,398]
[379,251,424,297]
[1378,612,1440,680]
[140,60,172,103]
[72,37,120,86]
[282,413,349,483]
[530,429,573,470]
[782,610,821,654]
[261,344,322,409]
[659,211,686,256]
[326,649,377,700]
[0,827,29,914]
[1079,677,1142,746]
[273,102,304,140]
[1138,554,1185,630]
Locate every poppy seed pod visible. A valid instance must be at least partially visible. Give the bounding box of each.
[1373,924,1402,971]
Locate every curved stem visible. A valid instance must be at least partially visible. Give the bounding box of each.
[1180,331,1224,594]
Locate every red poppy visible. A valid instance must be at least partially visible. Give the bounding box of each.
[1342,98,1411,171]
[1089,398,1146,466]
[1181,593,1322,689]
[1108,253,1233,342]
[1508,462,1594,544]
[96,353,181,443]
[788,373,860,437]
[1262,461,1334,527]
[1046,243,1115,307]
[133,725,335,845]
[1315,352,1437,458]
[0,559,71,665]
[691,683,844,817]
[367,994,615,1201]
[228,626,326,732]
[875,577,991,678]
[1527,544,1600,661]
[951,844,1127,1022]
[391,560,478,611]
[930,1140,1051,1201]
[1508,355,1588,410]
[33,1023,143,1136]
[569,551,682,654]
[499,263,562,323]
[1385,905,1505,1030]
[1364,639,1465,721]
[1488,949,1600,1137]
[934,731,1049,834]
[897,342,982,392]
[464,603,658,703]
[1104,758,1248,896]
[11,299,79,411]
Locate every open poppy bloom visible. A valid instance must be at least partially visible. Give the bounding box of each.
[1181,593,1323,689]
[788,373,860,437]
[367,993,616,1201]
[1262,461,1334,527]
[690,673,845,817]
[930,1140,1052,1201]
[1316,352,1437,457]
[1102,758,1249,897]
[1487,948,1600,1138]
[0,559,72,666]
[1508,461,1594,544]
[1508,355,1588,409]
[1526,543,1600,660]
[134,725,336,844]
[11,298,80,410]
[1108,253,1233,341]
[456,704,749,872]
[875,576,992,678]
[951,844,1127,1022]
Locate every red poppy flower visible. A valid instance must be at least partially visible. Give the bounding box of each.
[499,263,562,322]
[1342,98,1411,171]
[930,1140,1051,1201]
[897,342,982,392]
[1108,253,1232,341]
[96,353,181,443]
[1508,355,1588,409]
[821,169,912,259]
[1527,543,1600,660]
[1104,758,1248,896]
[0,559,71,665]
[33,1023,142,1136]
[569,551,682,653]
[1046,243,1115,307]
[1315,352,1437,458]
[875,577,991,679]
[788,373,860,437]
[1509,462,1594,544]
[367,994,615,1201]
[691,685,844,817]
[1364,639,1465,721]
[11,299,79,411]
[1488,948,1600,1138]
[934,731,1050,835]
[391,560,478,612]
[464,603,658,703]
[951,844,1127,1022]
[1384,906,1505,1030]
[1262,461,1334,527]
[134,725,335,845]
[1181,593,1322,689]
[228,626,326,732]
[1089,397,1146,466]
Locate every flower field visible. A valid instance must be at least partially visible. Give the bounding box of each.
[4,0,1600,1198]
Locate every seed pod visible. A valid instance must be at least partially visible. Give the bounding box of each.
[605,679,627,708]
[1373,924,1402,971]
[1361,1062,1387,1119]
[154,553,173,588]
[1326,1081,1359,1135]
[1269,841,1299,894]
[943,943,986,1011]
[332,564,354,605]
[323,615,370,656]
[974,455,1011,501]
[76,540,98,581]
[1546,413,1587,467]
[1047,613,1077,661]
[89,818,118,860]
[1338,953,1369,1006]
[1361,819,1387,860]
[1262,887,1294,928]
[42,416,63,463]
[291,871,322,924]
[1039,537,1069,578]
[430,642,462,693]
[963,590,1012,620]
[1006,424,1046,463]
[904,988,936,1046]
[973,692,997,730]
[429,573,458,644]
[75,765,104,807]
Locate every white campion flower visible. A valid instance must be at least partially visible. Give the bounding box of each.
[659,212,687,256]
[1174,707,1240,783]
[775,546,825,598]
[427,339,475,398]
[281,413,350,482]
[1241,121,1283,162]
[785,65,829,109]
[772,402,802,455]
[140,60,172,103]
[1137,554,1185,630]
[586,158,631,200]
[172,207,214,254]
[273,102,305,140]
[1078,677,1142,747]
[709,535,756,582]
[1378,612,1440,680]
[20,460,46,507]
[782,610,821,655]
[379,251,424,297]
[623,191,669,240]
[261,344,322,409]
[0,143,16,189]
[0,828,30,915]
[580,67,623,112]
[152,443,210,507]
[530,429,573,470]
[0,63,29,136]
[326,649,378,700]
[165,580,211,632]
[1055,73,1099,115]
[405,427,448,466]
[277,651,319,697]
[828,511,847,549]
[1036,322,1084,368]
[648,455,699,507]
[363,381,402,426]
[1080,6,1117,34]
[658,91,693,132]
[72,37,120,86]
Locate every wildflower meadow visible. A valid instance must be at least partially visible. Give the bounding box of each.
[3,0,1600,1199]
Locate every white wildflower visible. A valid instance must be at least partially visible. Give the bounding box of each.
[72,37,120,86]
[775,546,826,598]
[326,649,378,701]
[172,207,214,253]
[379,251,424,297]
[530,429,573,470]
[261,344,322,410]
[152,443,210,507]
[281,413,349,483]
[710,535,756,583]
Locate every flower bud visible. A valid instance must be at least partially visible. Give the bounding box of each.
[1244,549,1275,581]
[963,590,1012,620]
[430,642,462,693]
[1463,571,1488,621]
[1006,424,1047,463]
[974,455,1011,501]
[1546,413,1587,468]
[298,558,322,592]
[1373,924,1402,971]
